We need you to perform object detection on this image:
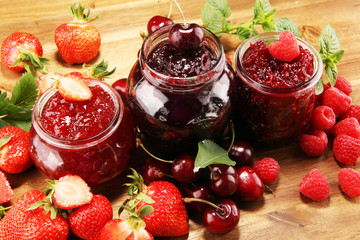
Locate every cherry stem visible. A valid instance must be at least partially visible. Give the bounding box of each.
[138,140,174,164]
[183,197,225,213]
[227,121,235,153]
[167,0,173,19]
[158,172,174,179]
[265,185,276,197]
[173,0,186,25]
[207,165,219,180]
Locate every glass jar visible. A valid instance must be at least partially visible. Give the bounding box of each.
[234,32,323,145]
[29,80,136,185]
[126,25,237,155]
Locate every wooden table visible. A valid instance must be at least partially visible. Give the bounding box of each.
[1,0,360,239]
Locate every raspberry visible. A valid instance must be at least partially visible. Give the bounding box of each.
[314,83,331,107]
[321,87,352,115]
[299,130,328,157]
[333,134,360,165]
[338,168,360,198]
[339,105,360,123]
[310,106,336,131]
[268,30,300,62]
[253,157,280,184]
[333,117,360,139]
[334,76,352,95]
[299,169,329,201]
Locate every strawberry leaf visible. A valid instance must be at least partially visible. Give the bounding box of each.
[0,135,13,148]
[136,192,155,204]
[194,140,236,168]
[137,205,154,219]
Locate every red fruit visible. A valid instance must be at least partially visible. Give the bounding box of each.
[38,73,63,94]
[54,3,101,64]
[58,75,93,101]
[99,219,154,240]
[333,117,360,139]
[147,15,174,34]
[53,174,93,209]
[338,168,360,198]
[299,130,328,157]
[209,164,238,197]
[69,194,113,240]
[299,169,329,201]
[0,170,13,204]
[228,140,254,167]
[268,30,300,62]
[310,106,336,131]
[322,87,352,115]
[339,105,360,123]
[112,78,128,99]
[236,166,264,201]
[138,181,189,237]
[182,184,214,213]
[253,158,280,184]
[171,152,201,184]
[0,190,69,239]
[0,126,32,174]
[333,134,360,165]
[334,76,352,95]
[1,32,45,72]
[142,158,172,183]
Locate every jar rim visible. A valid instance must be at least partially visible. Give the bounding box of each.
[234,32,323,94]
[32,79,123,149]
[140,24,225,92]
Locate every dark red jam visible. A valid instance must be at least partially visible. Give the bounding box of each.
[146,42,218,77]
[39,85,115,140]
[242,40,314,88]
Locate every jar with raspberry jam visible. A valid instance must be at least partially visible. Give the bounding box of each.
[126,24,237,155]
[29,80,136,185]
[234,32,323,145]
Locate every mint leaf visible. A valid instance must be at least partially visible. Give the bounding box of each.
[328,49,344,64]
[274,17,302,38]
[253,0,272,18]
[207,0,231,18]
[0,135,13,148]
[236,22,257,40]
[195,140,236,168]
[201,3,226,36]
[325,64,338,86]
[10,72,38,109]
[315,79,324,95]
[319,24,341,57]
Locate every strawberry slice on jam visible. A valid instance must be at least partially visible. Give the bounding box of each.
[58,75,92,101]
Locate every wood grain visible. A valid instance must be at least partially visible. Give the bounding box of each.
[1,0,360,239]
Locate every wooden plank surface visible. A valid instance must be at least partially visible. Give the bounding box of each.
[1,0,360,239]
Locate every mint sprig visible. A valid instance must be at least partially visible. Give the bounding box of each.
[201,0,301,40]
[0,73,39,131]
[195,140,236,168]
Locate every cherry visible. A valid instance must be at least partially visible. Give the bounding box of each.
[182,184,214,213]
[236,166,264,201]
[209,164,238,197]
[142,158,172,183]
[201,199,240,235]
[229,140,254,167]
[147,15,174,35]
[112,78,127,99]
[171,152,202,183]
[169,23,204,50]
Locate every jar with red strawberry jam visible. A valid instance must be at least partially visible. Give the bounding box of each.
[126,24,237,155]
[29,80,136,185]
[234,32,323,144]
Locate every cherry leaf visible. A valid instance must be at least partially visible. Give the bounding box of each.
[195,140,236,168]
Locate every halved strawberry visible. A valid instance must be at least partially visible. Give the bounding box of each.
[99,219,154,240]
[38,73,63,94]
[0,170,13,204]
[58,76,92,101]
[53,175,93,210]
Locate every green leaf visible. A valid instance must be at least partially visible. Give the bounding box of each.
[0,119,11,129]
[136,192,155,204]
[253,0,272,22]
[315,79,324,95]
[1,118,32,132]
[0,135,13,148]
[328,49,344,64]
[325,64,338,86]
[10,72,38,109]
[201,3,226,36]
[274,17,302,38]
[28,200,48,210]
[319,24,341,57]
[195,140,236,168]
[137,205,154,219]
[206,0,231,18]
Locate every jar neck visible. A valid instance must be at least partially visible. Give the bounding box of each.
[32,80,123,149]
[140,24,225,93]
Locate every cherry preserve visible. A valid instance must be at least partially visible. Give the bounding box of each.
[234,32,323,144]
[29,80,136,185]
[127,24,237,154]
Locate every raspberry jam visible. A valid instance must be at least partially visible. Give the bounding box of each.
[126,25,237,155]
[234,32,323,144]
[30,80,136,185]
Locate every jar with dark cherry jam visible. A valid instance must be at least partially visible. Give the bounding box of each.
[234,32,323,145]
[127,24,237,155]
[29,79,136,185]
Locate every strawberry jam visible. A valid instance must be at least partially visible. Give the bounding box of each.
[234,32,323,144]
[30,80,136,185]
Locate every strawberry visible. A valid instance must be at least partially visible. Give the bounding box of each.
[0,126,32,174]
[58,75,93,101]
[99,219,154,240]
[338,168,360,198]
[299,169,330,201]
[0,170,13,204]
[0,189,69,239]
[37,73,63,94]
[54,3,101,64]
[69,194,113,240]
[1,32,48,74]
[52,174,93,209]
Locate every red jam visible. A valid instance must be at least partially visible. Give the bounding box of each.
[242,40,314,88]
[30,81,136,185]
